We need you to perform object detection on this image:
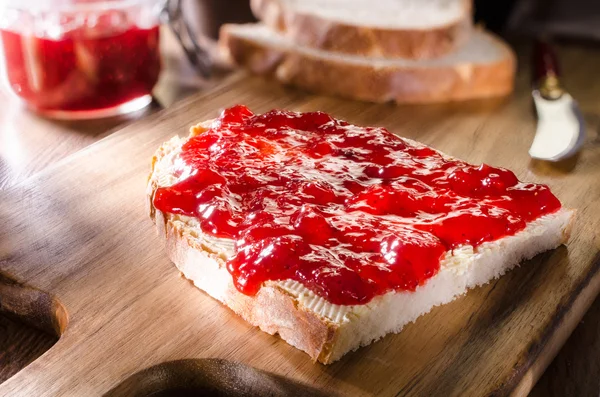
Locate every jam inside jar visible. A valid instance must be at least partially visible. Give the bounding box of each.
[0,0,165,119]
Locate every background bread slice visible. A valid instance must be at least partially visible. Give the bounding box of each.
[148,127,575,364]
[251,0,473,59]
[220,24,516,104]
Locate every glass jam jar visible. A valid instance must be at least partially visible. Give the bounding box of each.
[0,0,165,119]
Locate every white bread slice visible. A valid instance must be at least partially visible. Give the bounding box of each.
[147,121,575,364]
[251,0,472,59]
[219,24,516,104]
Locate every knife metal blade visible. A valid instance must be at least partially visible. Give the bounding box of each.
[529,40,585,162]
[530,90,585,161]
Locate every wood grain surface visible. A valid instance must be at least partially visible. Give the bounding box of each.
[0,55,599,395]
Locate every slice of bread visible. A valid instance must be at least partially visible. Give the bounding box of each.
[251,0,472,59]
[148,121,575,364]
[219,24,516,104]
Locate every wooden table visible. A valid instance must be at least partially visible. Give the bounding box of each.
[1,33,599,396]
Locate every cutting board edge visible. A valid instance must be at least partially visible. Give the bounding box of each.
[507,253,600,396]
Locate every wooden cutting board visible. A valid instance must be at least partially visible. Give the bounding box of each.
[1,74,599,397]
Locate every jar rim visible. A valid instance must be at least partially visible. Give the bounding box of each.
[0,0,166,12]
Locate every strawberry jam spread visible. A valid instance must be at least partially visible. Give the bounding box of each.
[154,105,562,305]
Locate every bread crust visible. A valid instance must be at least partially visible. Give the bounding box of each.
[220,25,516,104]
[251,0,473,59]
[148,142,339,364]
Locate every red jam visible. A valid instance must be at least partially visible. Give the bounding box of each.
[154,106,562,305]
[0,24,160,112]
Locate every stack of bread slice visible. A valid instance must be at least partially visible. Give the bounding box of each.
[219,0,516,103]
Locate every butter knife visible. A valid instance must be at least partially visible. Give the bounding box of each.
[529,40,585,161]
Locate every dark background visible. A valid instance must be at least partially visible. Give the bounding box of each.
[475,0,519,32]
[477,0,600,40]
